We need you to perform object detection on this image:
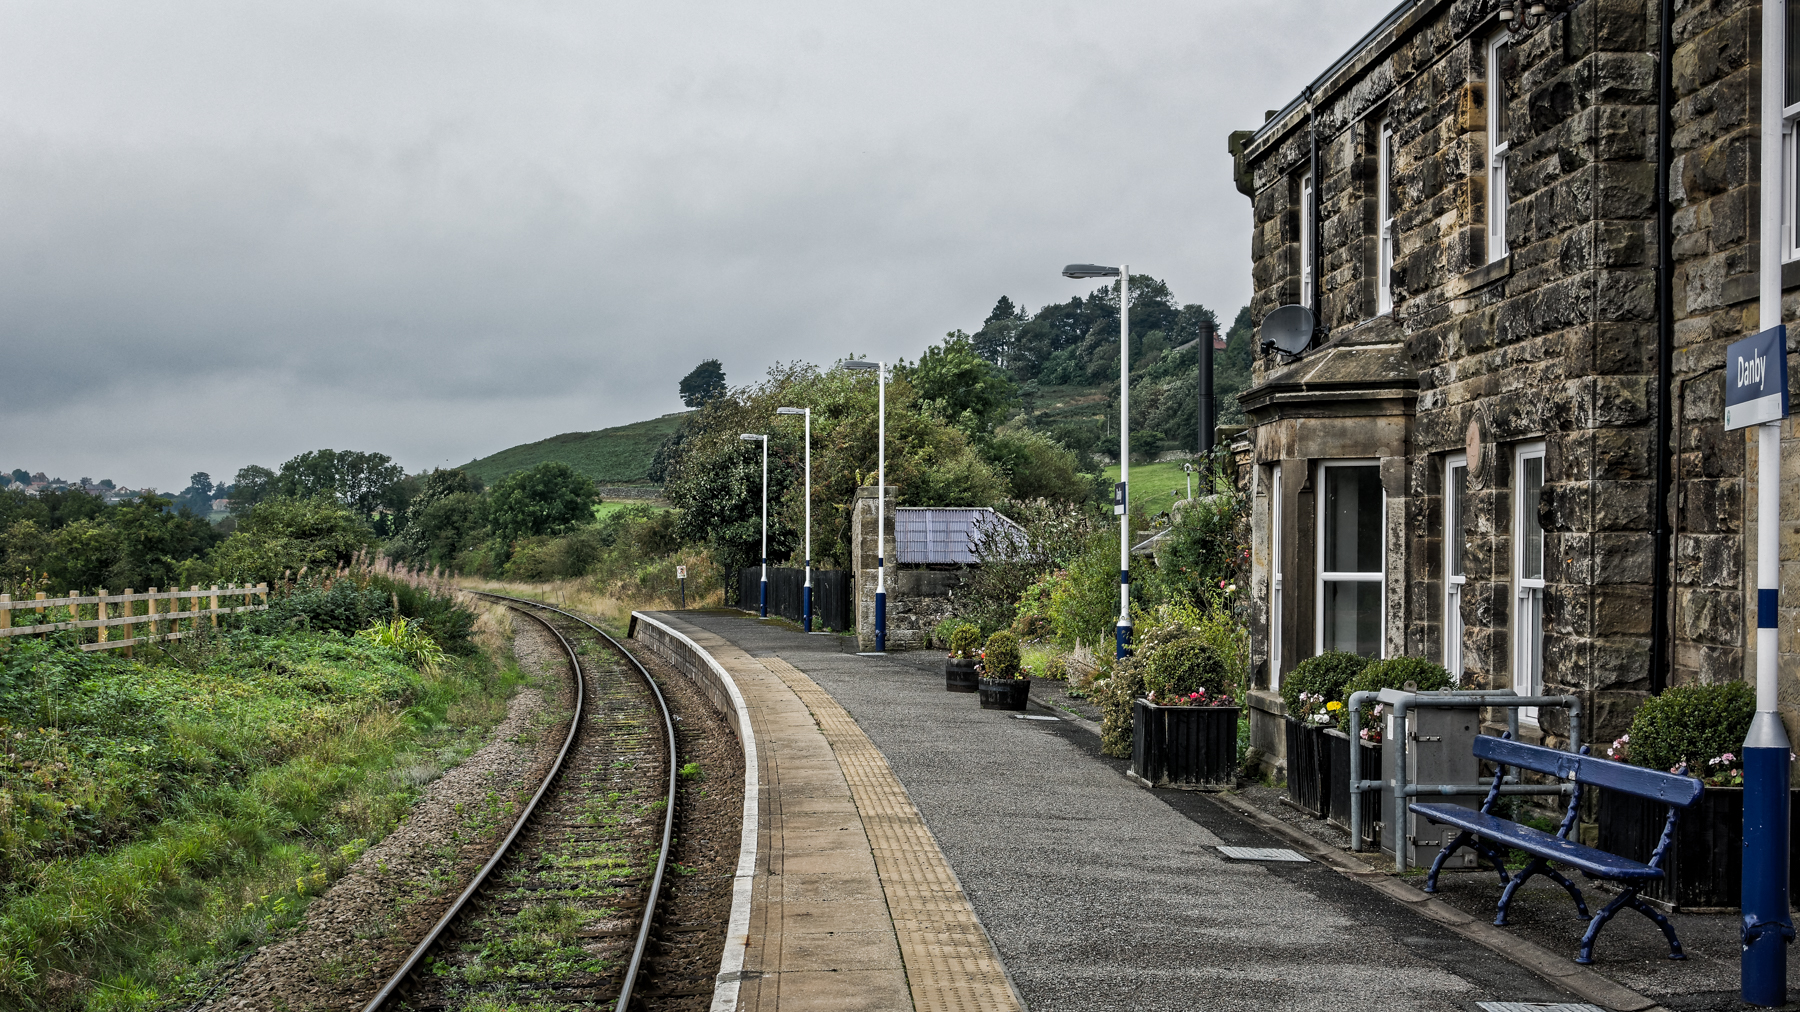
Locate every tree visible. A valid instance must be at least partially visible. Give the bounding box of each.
[111,494,218,589]
[210,496,373,584]
[985,428,1085,503]
[679,360,728,408]
[230,465,278,515]
[177,472,215,515]
[9,470,28,486]
[487,462,597,539]
[906,334,1018,436]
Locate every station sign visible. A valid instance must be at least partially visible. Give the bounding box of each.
[675,565,687,580]
[1724,325,1789,431]
[1113,481,1127,516]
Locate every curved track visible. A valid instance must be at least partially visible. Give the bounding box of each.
[362,592,678,1012]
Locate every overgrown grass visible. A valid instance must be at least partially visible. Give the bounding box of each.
[0,620,527,1011]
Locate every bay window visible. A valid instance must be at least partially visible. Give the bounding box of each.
[1444,454,1467,681]
[1317,461,1384,658]
[1513,443,1546,723]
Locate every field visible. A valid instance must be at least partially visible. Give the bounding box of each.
[462,412,689,486]
[594,500,669,520]
[1102,460,1202,513]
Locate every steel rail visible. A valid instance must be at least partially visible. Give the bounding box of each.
[465,591,680,1012]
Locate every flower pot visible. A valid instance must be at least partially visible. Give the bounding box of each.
[1323,728,1381,848]
[1597,785,1800,911]
[1284,717,1332,816]
[978,677,1031,710]
[945,657,979,692]
[1131,700,1240,789]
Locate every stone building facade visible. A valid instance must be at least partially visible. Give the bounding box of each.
[1231,0,1800,772]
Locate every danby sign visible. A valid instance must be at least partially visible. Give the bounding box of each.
[1724,325,1790,432]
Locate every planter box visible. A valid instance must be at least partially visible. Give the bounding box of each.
[1324,728,1382,849]
[1598,786,1800,911]
[978,677,1030,710]
[1284,718,1332,816]
[945,658,979,693]
[1132,701,1239,789]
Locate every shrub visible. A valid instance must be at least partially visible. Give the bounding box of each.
[1624,680,1755,775]
[1141,637,1232,707]
[1278,651,1371,717]
[981,630,1021,679]
[947,624,982,659]
[1338,656,1453,739]
[251,580,392,636]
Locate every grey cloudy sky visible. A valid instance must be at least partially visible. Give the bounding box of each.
[2,0,1393,491]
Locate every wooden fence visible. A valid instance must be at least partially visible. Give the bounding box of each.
[0,584,270,653]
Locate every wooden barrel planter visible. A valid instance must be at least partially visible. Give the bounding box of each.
[1131,700,1239,789]
[1597,786,1800,911]
[978,677,1030,710]
[945,658,979,693]
[1284,718,1332,816]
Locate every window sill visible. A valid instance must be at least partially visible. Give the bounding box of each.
[1451,256,1510,296]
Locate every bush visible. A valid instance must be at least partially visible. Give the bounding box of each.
[1338,656,1453,738]
[1278,651,1371,718]
[1625,680,1755,775]
[981,630,1021,679]
[251,580,392,636]
[1142,637,1231,706]
[947,624,981,659]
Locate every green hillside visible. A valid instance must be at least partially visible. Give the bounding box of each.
[463,412,688,486]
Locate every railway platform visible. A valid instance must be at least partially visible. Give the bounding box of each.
[634,610,1590,1012]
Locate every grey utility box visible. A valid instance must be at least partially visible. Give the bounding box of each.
[1375,689,1481,868]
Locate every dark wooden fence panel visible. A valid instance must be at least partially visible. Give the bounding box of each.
[737,567,852,632]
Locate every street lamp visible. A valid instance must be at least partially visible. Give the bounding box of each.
[841,359,886,653]
[1063,263,1132,658]
[1183,462,1195,503]
[776,406,813,631]
[738,433,769,618]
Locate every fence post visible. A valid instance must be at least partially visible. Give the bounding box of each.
[66,592,77,645]
[97,589,108,645]
[0,593,9,633]
[210,585,220,628]
[34,591,46,617]
[122,588,134,657]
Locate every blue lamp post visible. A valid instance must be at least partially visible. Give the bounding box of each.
[776,406,812,631]
[1063,263,1131,658]
[739,433,768,618]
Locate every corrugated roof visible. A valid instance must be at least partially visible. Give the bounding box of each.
[894,507,1022,564]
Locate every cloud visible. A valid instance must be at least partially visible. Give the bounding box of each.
[0,0,1395,488]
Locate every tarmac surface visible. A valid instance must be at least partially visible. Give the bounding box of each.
[671,610,1582,1012]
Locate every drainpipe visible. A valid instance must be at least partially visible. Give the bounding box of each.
[1649,0,1674,696]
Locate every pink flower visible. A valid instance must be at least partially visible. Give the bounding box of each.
[1189,692,1200,699]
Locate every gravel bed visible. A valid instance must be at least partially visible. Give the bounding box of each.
[201,613,572,1012]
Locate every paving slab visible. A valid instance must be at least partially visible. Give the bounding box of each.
[671,610,1590,1012]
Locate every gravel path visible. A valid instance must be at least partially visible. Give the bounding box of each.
[201,613,571,1012]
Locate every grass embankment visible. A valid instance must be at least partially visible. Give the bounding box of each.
[1103,460,1203,512]
[0,604,525,1011]
[462,414,688,487]
[459,577,717,639]
[592,501,669,522]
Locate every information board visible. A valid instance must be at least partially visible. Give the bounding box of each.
[1725,325,1789,431]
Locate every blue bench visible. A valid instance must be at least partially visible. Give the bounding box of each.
[1410,733,1703,964]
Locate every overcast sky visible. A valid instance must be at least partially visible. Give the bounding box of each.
[2,0,1394,491]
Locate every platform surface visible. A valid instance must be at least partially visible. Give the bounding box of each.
[659,610,1579,1012]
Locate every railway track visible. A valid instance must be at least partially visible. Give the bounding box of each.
[361,593,678,1012]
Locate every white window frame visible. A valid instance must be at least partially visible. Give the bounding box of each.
[1444,454,1468,683]
[1487,34,1511,263]
[1270,465,1284,688]
[1784,3,1800,262]
[1377,120,1394,315]
[1299,171,1314,307]
[1513,442,1546,724]
[1315,459,1387,658]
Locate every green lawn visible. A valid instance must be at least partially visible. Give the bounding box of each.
[593,500,669,521]
[463,412,689,486]
[1102,460,1203,512]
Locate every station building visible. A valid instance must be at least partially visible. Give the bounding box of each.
[1229,0,1800,771]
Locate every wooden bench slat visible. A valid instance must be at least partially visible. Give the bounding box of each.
[1410,803,1663,880]
[1473,734,1702,806]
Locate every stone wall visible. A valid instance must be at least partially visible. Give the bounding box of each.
[848,486,972,650]
[1233,0,1800,764]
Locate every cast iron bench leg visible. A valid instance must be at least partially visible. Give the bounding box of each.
[1423,830,1473,894]
[1494,855,1551,926]
[1542,864,1589,918]
[1575,885,1683,964]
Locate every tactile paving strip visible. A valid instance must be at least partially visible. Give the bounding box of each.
[759,656,1024,1012]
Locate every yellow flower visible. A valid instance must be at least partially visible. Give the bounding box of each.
[1325,701,1343,711]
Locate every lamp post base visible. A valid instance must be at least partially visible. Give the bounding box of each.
[875,590,886,653]
[1741,713,1794,1007]
[1115,622,1132,659]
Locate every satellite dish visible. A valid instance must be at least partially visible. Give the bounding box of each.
[1262,304,1315,356]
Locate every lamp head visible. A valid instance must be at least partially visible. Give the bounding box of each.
[840,360,880,372]
[739,433,765,441]
[1062,264,1121,279]
[776,407,806,415]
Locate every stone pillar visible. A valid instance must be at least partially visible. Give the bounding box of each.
[852,486,897,652]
